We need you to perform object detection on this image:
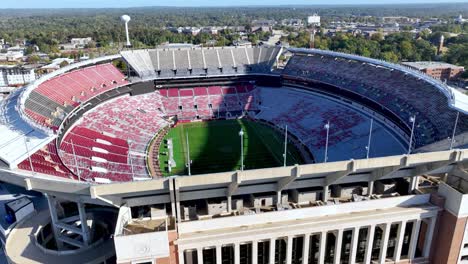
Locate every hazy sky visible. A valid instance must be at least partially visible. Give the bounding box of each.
[2,0,468,8]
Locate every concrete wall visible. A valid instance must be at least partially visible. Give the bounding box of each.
[291,189,322,204]
[178,194,431,234]
[438,182,468,217]
[114,230,170,263]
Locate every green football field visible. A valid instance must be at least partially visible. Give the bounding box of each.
[158,119,304,176]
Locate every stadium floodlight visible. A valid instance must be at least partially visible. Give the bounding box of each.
[408,116,416,154]
[70,139,81,182]
[283,125,288,167]
[450,111,460,150]
[127,139,135,181]
[324,121,330,163]
[366,118,374,159]
[239,129,244,171]
[186,133,191,176]
[24,137,35,176]
[120,15,132,47]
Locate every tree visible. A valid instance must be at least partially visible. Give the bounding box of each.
[381,51,399,63]
[400,40,414,60]
[444,43,468,68]
[27,55,40,64]
[59,60,69,68]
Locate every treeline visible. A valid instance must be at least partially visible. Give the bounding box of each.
[284,30,468,72]
[285,31,436,63]
[1,3,468,47]
[0,5,467,70]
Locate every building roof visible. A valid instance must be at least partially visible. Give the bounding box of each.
[402,61,465,70]
[0,89,55,168]
[5,196,32,212]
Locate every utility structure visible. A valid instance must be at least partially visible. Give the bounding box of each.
[121,15,132,47]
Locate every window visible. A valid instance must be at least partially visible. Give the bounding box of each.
[131,260,154,264]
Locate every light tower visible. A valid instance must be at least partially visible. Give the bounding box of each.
[121,15,132,47]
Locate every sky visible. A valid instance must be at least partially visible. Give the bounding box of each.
[1,0,468,8]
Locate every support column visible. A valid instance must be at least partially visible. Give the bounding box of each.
[408,220,422,260]
[349,227,360,264]
[169,177,177,218]
[393,221,407,262]
[197,248,204,264]
[323,186,329,202]
[378,224,391,264]
[252,241,258,264]
[227,195,232,212]
[46,194,63,249]
[286,236,293,264]
[216,245,222,264]
[409,176,419,193]
[235,243,240,264]
[277,191,282,206]
[178,249,185,264]
[334,230,343,264]
[318,231,327,264]
[269,238,276,264]
[364,225,375,264]
[422,217,437,257]
[77,202,90,246]
[302,234,310,264]
[173,179,182,223]
[368,181,374,196]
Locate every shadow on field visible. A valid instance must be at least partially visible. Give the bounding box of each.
[187,119,243,175]
[182,117,291,175]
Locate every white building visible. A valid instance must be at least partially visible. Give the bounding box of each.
[0,65,35,87]
[41,58,75,73]
[281,19,304,28]
[0,46,25,62]
[71,37,92,47]
[307,14,321,27]
[456,14,466,24]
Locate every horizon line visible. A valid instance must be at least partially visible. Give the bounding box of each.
[1,1,468,10]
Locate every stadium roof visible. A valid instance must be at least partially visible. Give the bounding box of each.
[0,89,54,168]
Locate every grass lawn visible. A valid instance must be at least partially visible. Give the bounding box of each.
[158,119,304,176]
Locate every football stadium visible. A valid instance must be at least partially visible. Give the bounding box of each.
[1,45,468,263]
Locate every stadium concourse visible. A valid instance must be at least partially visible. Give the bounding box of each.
[1,46,468,263]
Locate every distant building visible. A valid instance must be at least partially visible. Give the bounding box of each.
[307,14,321,27]
[60,37,92,50]
[0,65,35,87]
[182,27,201,36]
[227,26,246,32]
[402,61,465,81]
[233,40,252,47]
[201,27,219,35]
[281,19,304,28]
[71,37,92,47]
[0,46,25,62]
[456,14,466,24]
[156,43,200,49]
[41,58,74,73]
[251,20,275,32]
